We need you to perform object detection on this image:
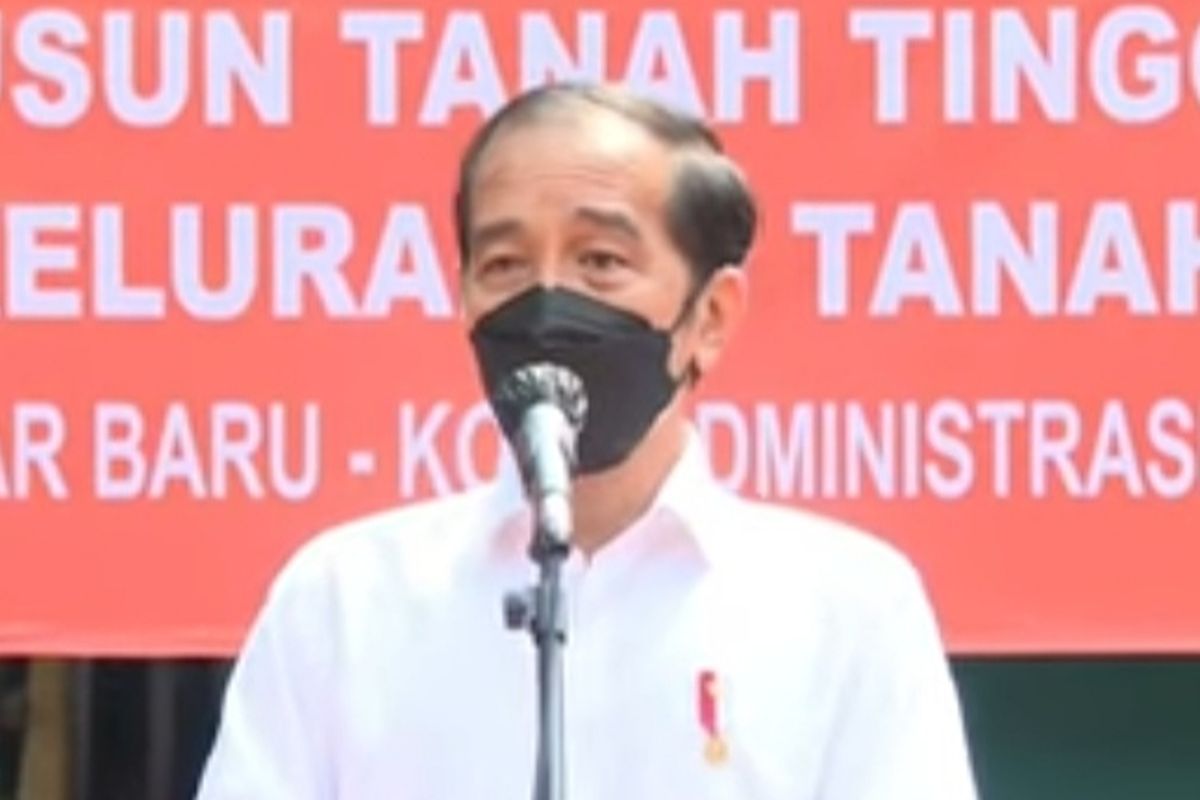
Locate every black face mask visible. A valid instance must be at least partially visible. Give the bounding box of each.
[470,286,696,474]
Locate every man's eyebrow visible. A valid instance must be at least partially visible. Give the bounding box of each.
[572,206,643,241]
[469,218,523,253]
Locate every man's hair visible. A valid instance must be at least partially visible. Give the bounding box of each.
[453,83,758,287]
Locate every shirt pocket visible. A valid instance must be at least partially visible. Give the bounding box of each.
[588,655,816,800]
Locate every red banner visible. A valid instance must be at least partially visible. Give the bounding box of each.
[2,0,1199,655]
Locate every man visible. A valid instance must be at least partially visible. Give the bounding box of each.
[196,83,977,799]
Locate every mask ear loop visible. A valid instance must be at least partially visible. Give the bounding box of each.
[667,276,709,389]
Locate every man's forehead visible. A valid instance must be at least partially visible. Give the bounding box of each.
[468,116,676,221]
[472,107,673,190]
[470,204,645,252]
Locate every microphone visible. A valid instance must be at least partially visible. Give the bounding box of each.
[491,363,588,549]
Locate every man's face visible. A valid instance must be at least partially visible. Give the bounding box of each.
[460,107,698,376]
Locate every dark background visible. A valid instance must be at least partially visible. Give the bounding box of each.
[2,657,1198,798]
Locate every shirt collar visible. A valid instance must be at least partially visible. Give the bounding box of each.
[484,426,726,566]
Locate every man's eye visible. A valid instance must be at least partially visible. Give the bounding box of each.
[579,251,628,271]
[478,256,524,275]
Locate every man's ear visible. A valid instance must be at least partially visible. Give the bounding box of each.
[688,266,748,380]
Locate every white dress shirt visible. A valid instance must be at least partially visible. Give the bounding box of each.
[196,434,977,799]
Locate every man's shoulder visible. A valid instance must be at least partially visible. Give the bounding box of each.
[266,484,502,603]
[706,491,925,604]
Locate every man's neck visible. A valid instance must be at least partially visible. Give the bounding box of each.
[569,418,689,557]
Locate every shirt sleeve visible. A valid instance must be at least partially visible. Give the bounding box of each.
[815,561,978,800]
[194,546,337,800]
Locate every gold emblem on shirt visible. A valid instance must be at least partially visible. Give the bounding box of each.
[704,735,729,765]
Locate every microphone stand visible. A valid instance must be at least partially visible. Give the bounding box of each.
[492,364,585,800]
[503,489,572,800]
